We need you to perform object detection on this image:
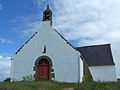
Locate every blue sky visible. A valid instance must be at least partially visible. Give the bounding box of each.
[0,0,39,56]
[0,0,41,81]
[1,0,120,81]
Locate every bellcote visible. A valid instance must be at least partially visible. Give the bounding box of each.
[42,5,52,25]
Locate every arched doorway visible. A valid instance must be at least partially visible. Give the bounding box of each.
[35,57,52,81]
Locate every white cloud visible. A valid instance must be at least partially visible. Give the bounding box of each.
[33,0,54,9]
[0,38,13,44]
[0,4,3,10]
[33,0,120,78]
[10,0,120,78]
[10,15,41,39]
[0,56,11,81]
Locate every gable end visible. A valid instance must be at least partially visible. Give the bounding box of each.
[53,29,76,50]
[15,32,38,55]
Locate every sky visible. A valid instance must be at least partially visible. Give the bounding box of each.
[0,0,120,81]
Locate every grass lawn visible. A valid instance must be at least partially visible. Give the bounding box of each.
[0,81,76,90]
[0,81,120,90]
[75,81,120,90]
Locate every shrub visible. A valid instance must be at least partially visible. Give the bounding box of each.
[11,78,17,82]
[83,74,93,82]
[22,75,35,81]
[4,78,10,82]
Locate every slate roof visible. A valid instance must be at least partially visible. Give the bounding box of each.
[76,44,115,66]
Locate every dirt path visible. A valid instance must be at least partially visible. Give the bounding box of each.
[62,88,74,90]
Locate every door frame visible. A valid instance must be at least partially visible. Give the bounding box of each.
[35,56,52,81]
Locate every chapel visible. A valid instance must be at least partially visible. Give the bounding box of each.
[10,5,117,82]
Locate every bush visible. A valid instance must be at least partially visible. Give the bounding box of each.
[22,75,35,81]
[4,78,10,82]
[83,75,93,82]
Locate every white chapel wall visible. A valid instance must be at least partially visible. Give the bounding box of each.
[11,21,83,83]
[79,56,83,82]
[89,65,117,82]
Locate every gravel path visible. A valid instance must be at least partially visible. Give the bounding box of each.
[62,88,74,90]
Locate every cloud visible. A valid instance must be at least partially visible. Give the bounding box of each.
[11,0,120,78]
[33,0,120,78]
[0,56,11,81]
[33,0,54,10]
[53,0,120,78]
[0,4,3,10]
[0,38,14,44]
[10,15,41,39]
[11,0,53,39]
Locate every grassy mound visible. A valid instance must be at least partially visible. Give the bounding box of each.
[0,81,75,90]
[74,81,120,90]
[1,81,120,90]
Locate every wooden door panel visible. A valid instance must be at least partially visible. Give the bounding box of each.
[37,64,49,80]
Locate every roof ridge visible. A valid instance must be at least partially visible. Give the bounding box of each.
[76,43,111,48]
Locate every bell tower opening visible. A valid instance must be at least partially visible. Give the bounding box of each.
[43,5,52,25]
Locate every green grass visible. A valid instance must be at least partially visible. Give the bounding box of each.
[0,81,75,90]
[1,81,120,90]
[74,81,120,90]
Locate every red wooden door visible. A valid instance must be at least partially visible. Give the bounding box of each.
[37,64,49,81]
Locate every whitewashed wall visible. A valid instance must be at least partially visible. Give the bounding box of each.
[10,21,83,83]
[80,56,83,82]
[89,65,117,82]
